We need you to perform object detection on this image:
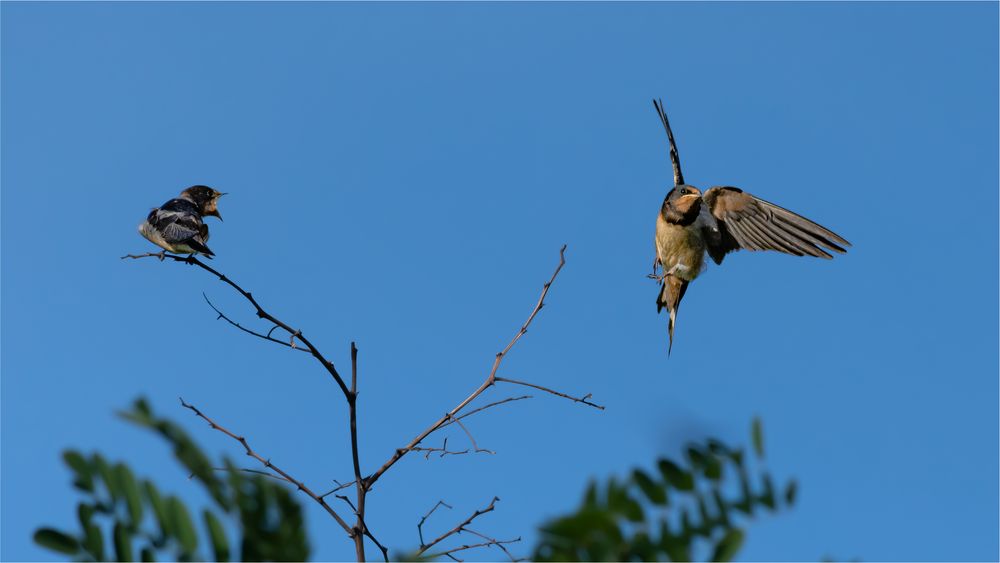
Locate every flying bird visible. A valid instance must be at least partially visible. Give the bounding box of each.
[651,99,850,354]
[138,185,225,258]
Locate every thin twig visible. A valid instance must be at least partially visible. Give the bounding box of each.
[440,396,533,429]
[124,252,350,397]
[199,466,291,483]
[177,397,354,536]
[412,437,476,459]
[367,246,598,487]
[425,537,522,561]
[202,293,310,353]
[494,377,605,410]
[461,529,521,561]
[418,501,453,546]
[416,497,500,556]
[319,479,357,500]
[336,494,358,514]
[453,419,494,455]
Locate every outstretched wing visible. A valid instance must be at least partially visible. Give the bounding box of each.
[702,186,850,264]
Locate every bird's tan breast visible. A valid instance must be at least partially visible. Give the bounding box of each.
[655,213,705,282]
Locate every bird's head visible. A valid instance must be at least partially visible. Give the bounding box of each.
[180,185,226,221]
[661,185,702,224]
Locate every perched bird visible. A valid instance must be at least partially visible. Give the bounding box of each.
[138,185,225,258]
[651,99,850,354]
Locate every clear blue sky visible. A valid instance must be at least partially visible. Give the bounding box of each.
[2,2,997,561]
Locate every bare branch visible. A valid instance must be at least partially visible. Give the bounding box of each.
[177,397,354,536]
[440,396,533,429]
[319,479,358,499]
[418,500,453,546]
[494,377,605,410]
[199,466,292,484]
[202,293,310,353]
[453,420,494,455]
[367,246,599,487]
[417,497,500,556]
[124,252,350,397]
[425,537,522,562]
[411,437,477,459]
[461,529,521,561]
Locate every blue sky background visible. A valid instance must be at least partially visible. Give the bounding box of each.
[2,2,997,561]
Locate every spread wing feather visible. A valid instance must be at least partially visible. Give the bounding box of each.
[702,186,849,264]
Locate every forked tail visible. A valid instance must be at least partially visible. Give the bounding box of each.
[656,276,689,356]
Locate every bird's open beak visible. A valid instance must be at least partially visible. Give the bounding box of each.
[208,193,226,221]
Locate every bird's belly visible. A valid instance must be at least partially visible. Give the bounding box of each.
[655,220,706,282]
[139,221,179,252]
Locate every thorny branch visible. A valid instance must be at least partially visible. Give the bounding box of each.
[177,397,354,535]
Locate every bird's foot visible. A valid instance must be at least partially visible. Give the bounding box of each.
[650,262,688,282]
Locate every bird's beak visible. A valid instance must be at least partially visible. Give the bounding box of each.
[679,193,701,202]
[208,193,225,221]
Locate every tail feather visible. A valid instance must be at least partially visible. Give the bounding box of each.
[657,277,689,356]
[186,238,215,259]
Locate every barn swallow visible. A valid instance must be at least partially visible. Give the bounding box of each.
[138,185,225,258]
[651,99,850,354]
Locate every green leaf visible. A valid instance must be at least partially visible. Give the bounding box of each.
[657,459,694,491]
[659,520,691,562]
[706,438,730,457]
[632,469,667,505]
[711,528,745,562]
[729,448,745,468]
[143,481,171,540]
[711,488,730,527]
[696,493,712,533]
[627,531,656,561]
[759,473,776,510]
[140,546,156,562]
[784,479,798,506]
[77,504,95,530]
[751,418,764,458]
[704,453,723,481]
[113,522,134,562]
[34,528,80,555]
[167,496,198,556]
[582,480,599,508]
[686,445,707,470]
[115,464,144,528]
[83,521,105,561]
[63,450,95,492]
[203,510,230,562]
[92,454,120,503]
[734,467,754,515]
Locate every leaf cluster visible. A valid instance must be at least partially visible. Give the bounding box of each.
[533,417,796,562]
[33,398,309,562]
